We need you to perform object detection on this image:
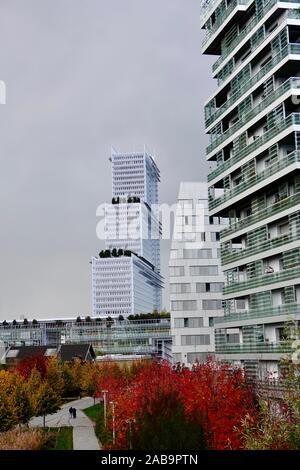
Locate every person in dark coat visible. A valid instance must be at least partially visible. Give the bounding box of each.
[69,407,73,418]
[72,407,77,419]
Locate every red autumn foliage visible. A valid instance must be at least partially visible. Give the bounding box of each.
[96,362,127,402]
[16,355,49,380]
[98,359,258,450]
[179,359,258,449]
[108,361,182,449]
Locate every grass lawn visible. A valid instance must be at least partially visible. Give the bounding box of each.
[42,427,73,450]
[83,404,112,447]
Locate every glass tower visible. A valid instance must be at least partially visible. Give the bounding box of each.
[92,149,163,318]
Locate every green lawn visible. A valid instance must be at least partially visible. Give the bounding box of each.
[83,404,112,447]
[42,427,73,450]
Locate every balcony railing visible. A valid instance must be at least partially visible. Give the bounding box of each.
[205,43,300,132]
[222,225,300,267]
[209,150,300,212]
[221,192,300,239]
[202,0,251,48]
[212,0,278,75]
[215,341,292,354]
[208,113,300,190]
[207,77,300,153]
[214,303,300,324]
[224,266,300,295]
[212,6,300,84]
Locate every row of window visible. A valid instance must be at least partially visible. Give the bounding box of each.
[170,265,219,277]
[181,335,211,346]
[170,282,224,294]
[171,299,223,311]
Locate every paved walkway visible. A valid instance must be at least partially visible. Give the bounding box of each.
[30,397,101,450]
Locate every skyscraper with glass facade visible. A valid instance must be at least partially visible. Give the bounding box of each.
[201,0,300,379]
[92,150,163,318]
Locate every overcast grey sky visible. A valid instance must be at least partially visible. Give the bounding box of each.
[0,0,215,320]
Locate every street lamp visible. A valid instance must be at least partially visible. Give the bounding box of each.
[102,390,108,427]
[126,418,135,450]
[110,400,116,445]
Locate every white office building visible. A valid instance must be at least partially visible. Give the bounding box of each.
[92,149,163,318]
[169,182,226,366]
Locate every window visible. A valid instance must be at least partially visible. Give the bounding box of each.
[170,283,191,294]
[183,248,212,259]
[210,282,224,292]
[202,300,222,310]
[236,299,246,310]
[227,333,240,344]
[174,317,203,328]
[190,266,218,276]
[187,352,211,364]
[170,266,184,277]
[196,283,206,293]
[173,353,182,363]
[179,199,193,209]
[211,232,220,242]
[171,300,197,311]
[170,250,177,259]
[181,335,210,346]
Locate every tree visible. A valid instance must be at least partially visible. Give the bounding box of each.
[45,358,64,397]
[11,373,32,426]
[17,355,48,380]
[0,371,17,432]
[81,364,100,405]
[35,383,60,427]
[180,360,257,450]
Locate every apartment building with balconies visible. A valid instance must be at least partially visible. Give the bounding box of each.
[201,0,300,379]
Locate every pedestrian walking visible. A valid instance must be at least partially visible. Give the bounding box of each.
[69,407,73,418]
[72,407,77,419]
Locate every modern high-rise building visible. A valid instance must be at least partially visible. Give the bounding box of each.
[92,149,163,318]
[169,182,226,366]
[201,0,300,379]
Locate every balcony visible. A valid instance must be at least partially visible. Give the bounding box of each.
[207,77,300,155]
[212,0,278,75]
[202,0,251,49]
[205,43,300,132]
[222,218,300,266]
[212,7,300,85]
[224,266,300,295]
[214,302,300,324]
[215,341,292,354]
[221,192,300,239]
[208,113,300,189]
[209,150,300,213]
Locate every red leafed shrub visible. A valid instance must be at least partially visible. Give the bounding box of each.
[179,359,258,449]
[99,359,258,450]
[16,355,49,380]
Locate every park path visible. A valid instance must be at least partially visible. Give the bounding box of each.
[29,396,101,450]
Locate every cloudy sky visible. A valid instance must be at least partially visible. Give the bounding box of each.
[0,0,215,320]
